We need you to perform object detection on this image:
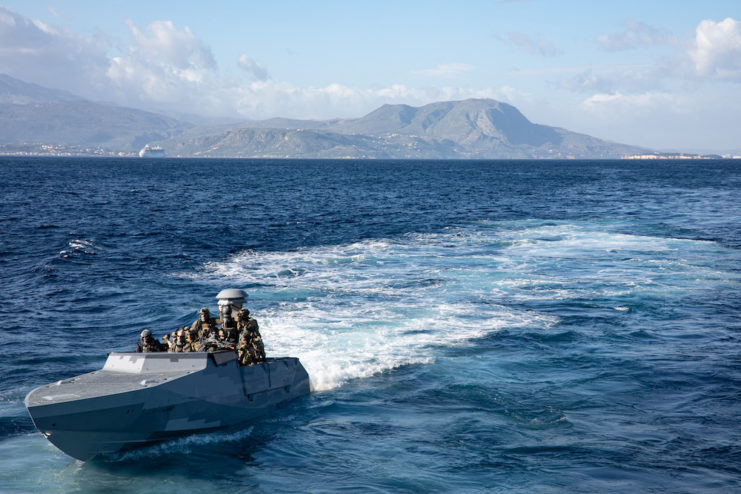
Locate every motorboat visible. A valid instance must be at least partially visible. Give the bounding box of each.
[25,351,310,461]
[25,288,310,461]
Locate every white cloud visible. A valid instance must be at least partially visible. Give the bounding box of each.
[237,55,269,80]
[107,19,217,105]
[413,63,475,78]
[564,88,741,151]
[229,81,520,120]
[125,20,216,72]
[581,91,683,118]
[688,17,741,80]
[504,32,562,57]
[0,8,517,120]
[596,21,674,51]
[0,7,563,126]
[562,67,664,94]
[0,6,110,96]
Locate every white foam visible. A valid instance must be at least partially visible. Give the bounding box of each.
[181,220,737,391]
[112,426,255,461]
[59,239,96,257]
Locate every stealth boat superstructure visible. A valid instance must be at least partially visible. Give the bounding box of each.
[25,351,310,461]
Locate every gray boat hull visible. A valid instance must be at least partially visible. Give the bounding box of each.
[25,351,310,461]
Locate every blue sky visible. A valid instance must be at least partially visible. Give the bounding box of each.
[2,1,740,152]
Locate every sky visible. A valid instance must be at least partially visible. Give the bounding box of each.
[1,1,740,152]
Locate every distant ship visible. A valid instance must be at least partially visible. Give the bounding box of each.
[138,145,166,158]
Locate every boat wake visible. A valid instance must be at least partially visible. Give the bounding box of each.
[102,426,256,463]
[180,219,738,392]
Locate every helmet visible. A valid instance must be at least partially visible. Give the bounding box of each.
[141,329,152,338]
[200,307,210,315]
[239,308,250,318]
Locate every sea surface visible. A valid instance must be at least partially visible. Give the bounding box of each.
[1,157,740,493]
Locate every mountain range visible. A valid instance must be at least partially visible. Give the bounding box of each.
[0,74,648,159]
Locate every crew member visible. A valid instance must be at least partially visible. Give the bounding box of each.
[237,308,266,365]
[183,326,198,352]
[200,324,231,352]
[191,307,218,344]
[136,329,166,353]
[164,327,189,352]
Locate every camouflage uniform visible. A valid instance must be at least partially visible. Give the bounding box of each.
[191,307,219,347]
[165,327,190,352]
[236,309,266,366]
[182,328,197,352]
[136,329,166,353]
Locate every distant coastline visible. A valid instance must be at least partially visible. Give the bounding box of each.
[623,152,740,160]
[0,143,134,157]
[2,74,740,160]
[2,145,739,160]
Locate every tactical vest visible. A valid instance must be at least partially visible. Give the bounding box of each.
[193,318,218,341]
[140,339,162,352]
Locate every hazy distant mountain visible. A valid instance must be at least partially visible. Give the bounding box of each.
[161,127,457,159]
[0,74,191,151]
[0,74,82,104]
[330,100,595,154]
[331,99,559,145]
[0,74,649,158]
[157,99,648,159]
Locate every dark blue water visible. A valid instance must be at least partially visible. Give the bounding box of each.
[1,158,740,492]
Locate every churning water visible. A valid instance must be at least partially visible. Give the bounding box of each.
[1,158,740,492]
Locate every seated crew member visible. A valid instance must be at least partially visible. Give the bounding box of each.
[180,325,196,352]
[164,327,188,352]
[236,308,266,366]
[191,307,218,345]
[162,328,176,352]
[199,325,231,353]
[136,329,166,353]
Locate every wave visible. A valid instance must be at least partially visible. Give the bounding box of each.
[59,239,97,258]
[104,426,256,462]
